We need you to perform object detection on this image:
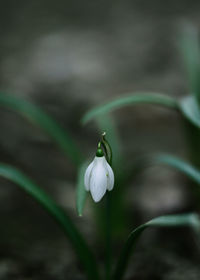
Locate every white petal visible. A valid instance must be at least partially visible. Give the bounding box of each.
[89,157,107,202]
[106,162,114,191]
[84,161,94,191]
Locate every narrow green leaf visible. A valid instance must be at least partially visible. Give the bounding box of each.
[153,153,200,184]
[0,163,100,280]
[113,213,200,280]
[76,161,89,216]
[179,95,200,168]
[127,153,200,187]
[179,95,200,128]
[179,24,200,103]
[82,93,178,124]
[0,93,83,166]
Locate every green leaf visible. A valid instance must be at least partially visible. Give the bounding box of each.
[179,24,200,103]
[179,95,200,129]
[76,161,89,216]
[128,153,200,188]
[81,93,178,124]
[153,153,200,184]
[113,213,200,280]
[0,163,100,280]
[0,93,83,166]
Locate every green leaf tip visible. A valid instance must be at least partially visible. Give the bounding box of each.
[153,153,200,185]
[179,95,200,129]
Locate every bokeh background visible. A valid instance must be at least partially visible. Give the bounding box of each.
[1,1,200,279]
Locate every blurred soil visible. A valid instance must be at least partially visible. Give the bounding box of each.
[1,0,200,279]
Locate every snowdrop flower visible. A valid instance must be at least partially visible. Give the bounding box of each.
[84,147,114,202]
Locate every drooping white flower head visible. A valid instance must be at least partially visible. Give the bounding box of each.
[84,150,114,202]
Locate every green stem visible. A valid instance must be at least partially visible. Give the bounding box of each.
[182,117,200,205]
[105,191,112,280]
[101,132,113,165]
[100,133,113,280]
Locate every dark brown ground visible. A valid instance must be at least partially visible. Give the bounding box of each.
[1,1,200,279]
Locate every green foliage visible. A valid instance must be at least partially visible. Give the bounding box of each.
[76,161,89,216]
[2,24,200,280]
[179,95,200,129]
[0,93,83,166]
[0,163,100,280]
[179,25,200,105]
[81,93,178,124]
[113,213,200,280]
[153,153,200,184]
[127,153,200,188]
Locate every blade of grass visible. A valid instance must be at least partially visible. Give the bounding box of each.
[127,153,200,187]
[153,153,200,184]
[179,25,200,167]
[127,153,200,206]
[179,95,200,167]
[113,213,200,280]
[0,93,83,166]
[152,153,200,203]
[76,161,89,216]
[0,163,100,280]
[179,24,200,104]
[81,93,178,124]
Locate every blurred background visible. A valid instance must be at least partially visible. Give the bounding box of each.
[1,1,200,279]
